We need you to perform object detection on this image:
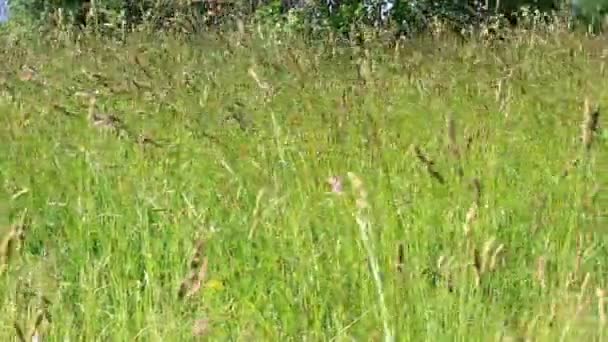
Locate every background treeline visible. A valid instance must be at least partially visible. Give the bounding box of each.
[3,0,607,37]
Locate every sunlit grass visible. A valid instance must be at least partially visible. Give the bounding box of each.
[0,24,607,341]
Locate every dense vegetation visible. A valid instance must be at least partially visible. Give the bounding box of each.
[1,1,607,341]
[3,0,605,35]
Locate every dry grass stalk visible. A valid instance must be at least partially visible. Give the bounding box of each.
[581,98,600,152]
[445,112,463,177]
[286,48,306,79]
[392,37,402,61]
[335,90,349,138]
[586,184,600,206]
[247,67,269,90]
[413,145,445,184]
[340,90,349,114]
[346,172,393,342]
[495,73,513,118]
[597,288,607,325]
[348,172,369,210]
[575,235,584,277]
[577,272,591,309]
[481,238,496,274]
[357,52,372,85]
[580,271,591,291]
[464,178,482,241]
[328,31,337,57]
[530,194,549,234]
[248,66,274,99]
[248,188,266,239]
[488,243,504,272]
[436,255,455,292]
[0,224,27,276]
[559,276,594,339]
[565,234,586,291]
[463,202,478,238]
[536,256,547,289]
[178,238,209,300]
[236,17,246,37]
[495,77,504,103]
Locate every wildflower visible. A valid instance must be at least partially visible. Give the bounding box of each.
[327,176,343,194]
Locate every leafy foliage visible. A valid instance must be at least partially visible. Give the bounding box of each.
[3,0,606,38]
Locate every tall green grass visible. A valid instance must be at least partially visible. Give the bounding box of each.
[0,25,607,341]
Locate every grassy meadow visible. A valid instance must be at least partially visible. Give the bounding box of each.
[0,24,607,341]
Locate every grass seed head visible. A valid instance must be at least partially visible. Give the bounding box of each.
[347,172,369,209]
[481,238,496,274]
[488,243,504,272]
[463,202,478,237]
